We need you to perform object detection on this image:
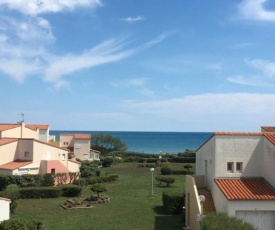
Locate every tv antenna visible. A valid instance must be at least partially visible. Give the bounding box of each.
[18,113,24,123]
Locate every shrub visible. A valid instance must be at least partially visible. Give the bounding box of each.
[202,213,256,230]
[155,176,175,187]
[86,174,118,185]
[183,164,193,170]
[20,187,61,199]
[41,173,55,187]
[102,158,114,167]
[160,166,172,175]
[91,183,107,197]
[0,174,8,191]
[170,169,194,175]
[73,178,86,186]
[0,219,45,230]
[60,184,82,197]
[168,157,195,163]
[2,185,20,214]
[162,191,185,214]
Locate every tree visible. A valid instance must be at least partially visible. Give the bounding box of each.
[2,185,20,214]
[102,158,113,167]
[90,183,107,197]
[91,132,127,155]
[80,161,98,178]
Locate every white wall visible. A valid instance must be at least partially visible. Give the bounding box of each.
[0,199,10,222]
[215,135,263,178]
[196,136,215,190]
[262,139,275,187]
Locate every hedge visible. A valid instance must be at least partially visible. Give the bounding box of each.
[0,174,8,191]
[0,219,44,230]
[155,176,175,186]
[85,174,119,185]
[168,157,195,163]
[20,187,61,199]
[162,191,185,214]
[60,184,82,197]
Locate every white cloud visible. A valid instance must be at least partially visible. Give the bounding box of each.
[245,59,275,79]
[0,0,102,15]
[121,16,145,23]
[239,0,275,22]
[227,75,271,86]
[122,93,275,121]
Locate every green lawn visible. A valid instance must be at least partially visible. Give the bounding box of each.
[12,163,188,230]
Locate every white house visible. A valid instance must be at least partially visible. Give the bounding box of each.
[60,133,100,161]
[185,131,275,230]
[0,197,11,222]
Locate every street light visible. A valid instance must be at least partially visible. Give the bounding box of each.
[150,167,155,197]
[198,195,205,228]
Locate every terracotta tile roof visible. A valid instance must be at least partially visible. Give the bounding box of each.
[214,132,263,136]
[0,124,20,131]
[263,133,275,145]
[0,138,18,146]
[26,124,49,131]
[215,178,275,200]
[74,134,91,140]
[0,160,32,170]
[0,197,11,202]
[261,126,275,132]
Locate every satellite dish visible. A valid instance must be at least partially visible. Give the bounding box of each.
[198,195,205,203]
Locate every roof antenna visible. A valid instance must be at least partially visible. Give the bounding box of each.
[18,113,24,123]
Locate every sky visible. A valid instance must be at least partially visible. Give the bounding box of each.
[1,0,275,132]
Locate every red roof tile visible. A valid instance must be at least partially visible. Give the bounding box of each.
[214,132,263,136]
[215,178,275,200]
[0,124,20,131]
[0,160,32,170]
[261,126,275,132]
[263,133,275,145]
[26,124,49,131]
[0,138,18,146]
[73,134,91,140]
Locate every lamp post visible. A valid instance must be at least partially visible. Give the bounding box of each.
[150,167,155,197]
[198,195,205,228]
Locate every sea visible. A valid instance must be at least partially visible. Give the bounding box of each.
[50,131,213,154]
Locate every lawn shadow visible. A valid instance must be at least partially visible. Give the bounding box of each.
[153,206,184,230]
[154,215,184,230]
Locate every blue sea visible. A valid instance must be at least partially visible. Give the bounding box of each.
[50,131,213,154]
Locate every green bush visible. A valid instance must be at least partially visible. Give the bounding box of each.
[168,157,195,163]
[2,185,20,214]
[0,174,8,191]
[162,191,185,214]
[0,219,44,230]
[60,184,82,197]
[7,174,42,187]
[91,183,107,197]
[86,174,118,185]
[160,166,172,175]
[202,213,256,230]
[170,169,194,175]
[41,173,55,187]
[155,176,175,187]
[20,187,61,199]
[102,158,114,167]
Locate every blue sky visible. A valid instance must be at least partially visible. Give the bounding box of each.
[1,0,275,132]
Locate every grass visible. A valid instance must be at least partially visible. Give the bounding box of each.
[12,163,189,230]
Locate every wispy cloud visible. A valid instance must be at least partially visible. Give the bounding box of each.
[238,0,275,22]
[121,16,145,23]
[206,62,223,71]
[245,59,275,79]
[227,75,271,87]
[0,1,170,89]
[0,0,103,15]
[227,59,275,87]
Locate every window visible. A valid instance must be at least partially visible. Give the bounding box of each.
[84,153,88,160]
[236,162,243,173]
[227,162,234,173]
[24,151,29,158]
[51,168,55,174]
[75,142,80,149]
[62,154,66,161]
